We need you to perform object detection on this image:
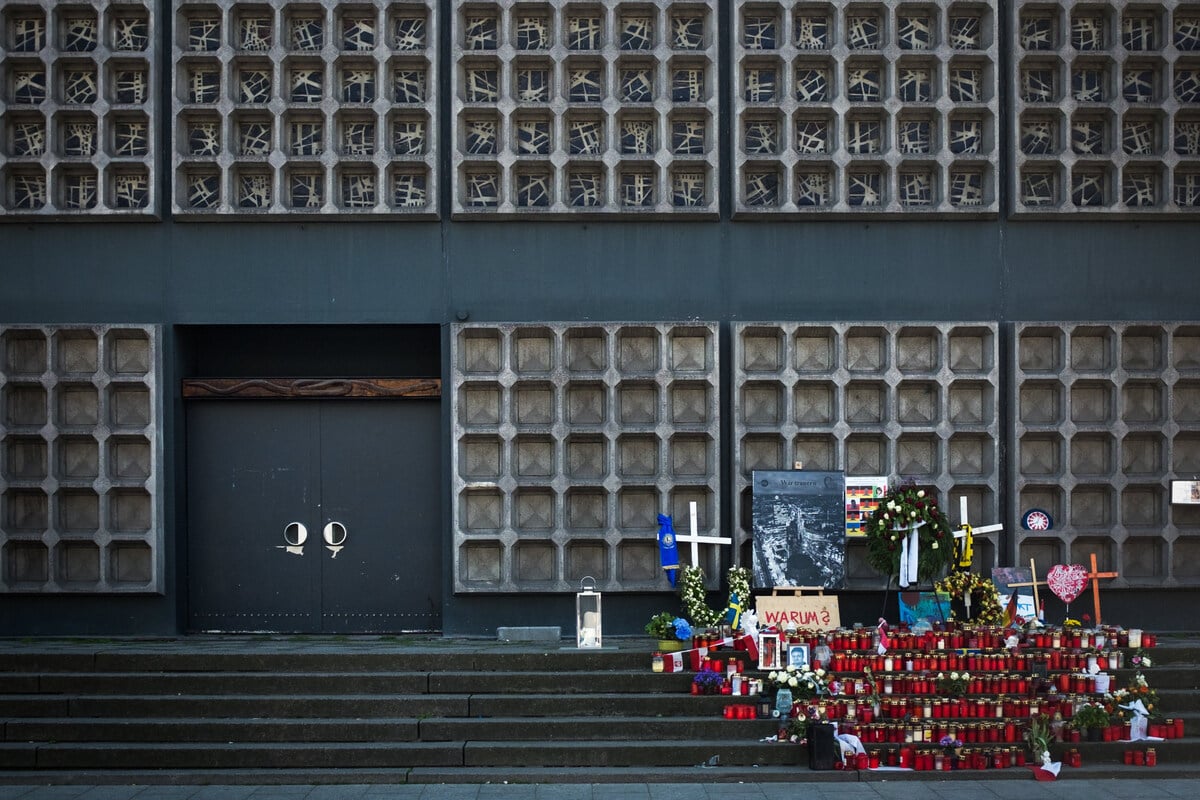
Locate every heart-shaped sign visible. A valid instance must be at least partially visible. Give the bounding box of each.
[1047,564,1088,604]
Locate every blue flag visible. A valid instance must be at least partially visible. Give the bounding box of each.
[657,514,679,586]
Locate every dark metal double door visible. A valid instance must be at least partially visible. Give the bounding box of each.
[187,400,441,633]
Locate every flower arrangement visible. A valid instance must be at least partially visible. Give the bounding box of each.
[692,670,725,695]
[938,734,963,755]
[784,715,811,744]
[1109,671,1159,718]
[1130,651,1154,670]
[680,565,751,629]
[767,663,829,701]
[645,612,691,641]
[933,571,1005,625]
[936,671,970,697]
[1071,700,1113,730]
[863,485,954,582]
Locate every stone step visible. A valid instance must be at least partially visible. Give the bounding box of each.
[3,715,761,744]
[0,691,741,720]
[9,737,1199,773]
[0,694,470,719]
[3,640,1198,675]
[0,670,696,696]
[4,718,421,744]
[79,649,650,673]
[3,762,1200,785]
[0,739,800,771]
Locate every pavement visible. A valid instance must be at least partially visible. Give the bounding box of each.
[0,781,1198,800]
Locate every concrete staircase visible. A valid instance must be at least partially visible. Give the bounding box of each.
[1,637,1199,784]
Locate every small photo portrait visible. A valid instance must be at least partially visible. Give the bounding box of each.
[787,643,810,670]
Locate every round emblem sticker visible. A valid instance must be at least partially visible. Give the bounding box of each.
[1022,509,1052,531]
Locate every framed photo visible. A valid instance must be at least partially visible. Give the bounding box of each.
[1171,480,1200,505]
[758,632,781,670]
[751,470,846,589]
[787,643,810,670]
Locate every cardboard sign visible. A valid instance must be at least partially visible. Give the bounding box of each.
[755,593,841,631]
[998,592,1039,621]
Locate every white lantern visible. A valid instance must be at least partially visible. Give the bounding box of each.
[575,576,602,649]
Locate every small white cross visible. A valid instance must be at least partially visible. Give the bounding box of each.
[674,501,731,567]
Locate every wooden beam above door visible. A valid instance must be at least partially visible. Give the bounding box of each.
[182,378,441,400]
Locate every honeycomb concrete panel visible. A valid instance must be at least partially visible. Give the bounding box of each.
[451,323,720,593]
[1,325,162,594]
[733,322,1001,586]
[1012,322,1200,586]
[732,0,1000,215]
[1,1,158,217]
[171,1,438,216]
[1011,1,1200,214]
[450,1,719,217]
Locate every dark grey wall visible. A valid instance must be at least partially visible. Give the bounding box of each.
[5,219,1198,325]
[2,217,1199,636]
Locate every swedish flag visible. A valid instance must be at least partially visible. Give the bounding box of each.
[725,592,742,630]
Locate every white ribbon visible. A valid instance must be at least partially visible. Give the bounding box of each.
[907,527,920,585]
[1119,699,1155,741]
[898,529,911,588]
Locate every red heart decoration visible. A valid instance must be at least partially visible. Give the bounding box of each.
[1047,564,1088,604]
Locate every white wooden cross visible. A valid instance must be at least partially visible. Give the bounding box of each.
[674,501,732,567]
[954,496,1004,570]
[954,497,1004,615]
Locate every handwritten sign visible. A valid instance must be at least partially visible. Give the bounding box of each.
[756,594,841,631]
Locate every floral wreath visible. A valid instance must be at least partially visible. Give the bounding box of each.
[864,484,954,583]
[680,565,751,629]
[934,571,1004,625]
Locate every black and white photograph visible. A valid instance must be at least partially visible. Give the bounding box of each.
[751,470,846,589]
[787,644,811,670]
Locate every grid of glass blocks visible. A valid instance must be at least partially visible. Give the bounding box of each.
[1012,2,1200,214]
[732,1,1000,215]
[1,2,157,216]
[1,325,162,594]
[451,323,721,592]
[451,1,719,216]
[1013,323,1200,585]
[733,322,1001,586]
[171,1,437,216]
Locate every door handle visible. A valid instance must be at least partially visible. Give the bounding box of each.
[277,522,307,556]
[323,521,347,558]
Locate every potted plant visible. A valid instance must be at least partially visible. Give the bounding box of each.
[1026,713,1053,765]
[692,670,724,695]
[1071,701,1112,741]
[645,611,691,651]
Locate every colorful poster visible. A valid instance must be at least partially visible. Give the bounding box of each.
[845,477,887,536]
[899,591,952,627]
